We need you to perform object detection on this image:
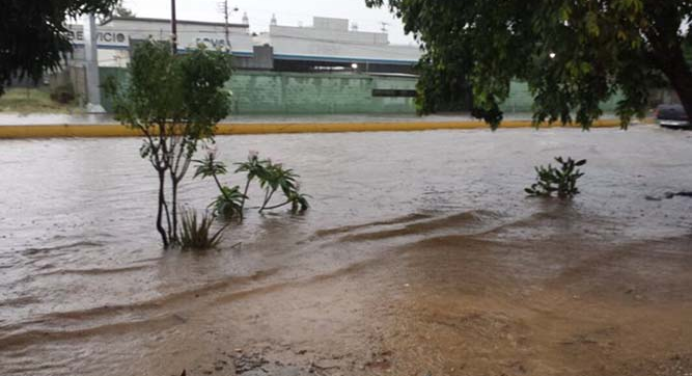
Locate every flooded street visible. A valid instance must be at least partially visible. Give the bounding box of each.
[1,125,691,376]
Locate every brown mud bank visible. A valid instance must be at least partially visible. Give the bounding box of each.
[175,214,692,376]
[5,209,691,376]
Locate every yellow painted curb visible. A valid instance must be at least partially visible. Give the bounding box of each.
[0,119,640,139]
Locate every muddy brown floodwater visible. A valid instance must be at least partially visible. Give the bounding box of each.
[1,125,691,376]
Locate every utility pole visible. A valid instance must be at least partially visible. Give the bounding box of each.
[218,1,238,52]
[222,0,230,51]
[171,0,178,53]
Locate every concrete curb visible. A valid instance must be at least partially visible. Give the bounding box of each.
[0,119,636,139]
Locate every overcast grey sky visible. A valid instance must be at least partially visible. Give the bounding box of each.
[123,0,416,45]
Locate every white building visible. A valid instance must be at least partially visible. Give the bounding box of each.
[257,16,421,71]
[68,17,254,67]
[66,15,421,74]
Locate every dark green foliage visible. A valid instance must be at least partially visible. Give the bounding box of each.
[367,0,692,129]
[287,191,310,213]
[256,160,310,213]
[196,151,310,217]
[194,151,228,179]
[526,157,587,198]
[0,0,118,95]
[180,210,225,250]
[104,41,233,247]
[235,152,267,212]
[211,186,245,218]
[194,150,246,219]
[234,152,310,213]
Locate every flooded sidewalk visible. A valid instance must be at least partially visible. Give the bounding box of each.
[0,126,690,376]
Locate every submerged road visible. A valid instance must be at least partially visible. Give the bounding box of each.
[0,125,690,376]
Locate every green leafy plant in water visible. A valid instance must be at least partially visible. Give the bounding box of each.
[256,159,310,213]
[234,151,268,212]
[180,209,226,250]
[103,40,233,248]
[194,146,246,218]
[211,186,245,218]
[525,157,587,198]
[196,150,310,216]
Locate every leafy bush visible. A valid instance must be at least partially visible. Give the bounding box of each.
[525,157,587,198]
[256,161,310,213]
[195,150,310,218]
[234,151,267,212]
[194,147,246,218]
[180,210,226,250]
[211,186,245,217]
[104,40,233,248]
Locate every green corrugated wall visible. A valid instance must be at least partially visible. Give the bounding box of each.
[100,68,417,115]
[100,68,622,115]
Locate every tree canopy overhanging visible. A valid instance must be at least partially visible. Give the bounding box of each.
[366,0,692,129]
[0,0,118,95]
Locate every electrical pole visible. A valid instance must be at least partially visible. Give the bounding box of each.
[171,0,178,53]
[218,1,238,52]
[223,0,230,51]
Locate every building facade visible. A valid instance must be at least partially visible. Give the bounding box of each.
[67,16,422,74]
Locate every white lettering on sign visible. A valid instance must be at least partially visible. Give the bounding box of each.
[69,30,128,45]
[195,38,229,49]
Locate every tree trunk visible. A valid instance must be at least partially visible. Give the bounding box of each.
[646,23,692,120]
[661,52,692,121]
[171,179,179,244]
[157,169,170,248]
[240,178,251,212]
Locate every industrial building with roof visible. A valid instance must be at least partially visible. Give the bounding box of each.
[67,15,422,75]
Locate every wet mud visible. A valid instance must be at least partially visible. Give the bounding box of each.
[1,126,691,375]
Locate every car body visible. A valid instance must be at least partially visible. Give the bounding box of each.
[655,104,690,129]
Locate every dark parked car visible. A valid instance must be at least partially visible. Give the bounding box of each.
[655,104,690,129]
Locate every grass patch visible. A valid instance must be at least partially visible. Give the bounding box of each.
[0,88,82,114]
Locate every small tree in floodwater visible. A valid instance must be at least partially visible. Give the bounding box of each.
[104,40,232,248]
[525,157,587,199]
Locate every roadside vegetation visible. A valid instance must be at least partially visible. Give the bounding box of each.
[1,0,118,95]
[195,149,310,218]
[105,40,309,250]
[368,0,692,129]
[180,209,227,250]
[104,40,233,249]
[0,87,81,114]
[526,157,587,198]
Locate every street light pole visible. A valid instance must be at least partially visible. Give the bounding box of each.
[171,0,178,53]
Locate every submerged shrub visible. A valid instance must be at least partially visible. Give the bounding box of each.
[256,159,310,213]
[212,186,245,217]
[194,147,246,219]
[196,150,311,217]
[234,150,268,212]
[180,210,226,250]
[525,157,587,198]
[103,41,233,248]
